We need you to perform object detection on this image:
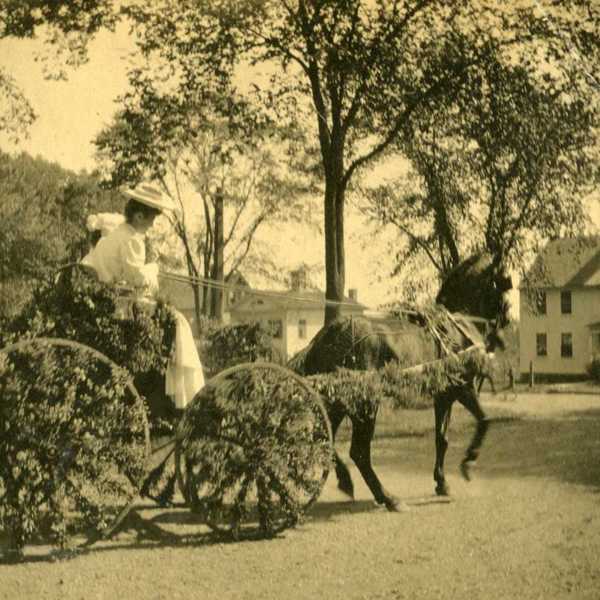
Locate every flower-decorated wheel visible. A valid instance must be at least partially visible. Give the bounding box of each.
[175,362,333,539]
[0,338,150,558]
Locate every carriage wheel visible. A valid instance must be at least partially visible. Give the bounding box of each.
[175,362,333,539]
[0,338,150,555]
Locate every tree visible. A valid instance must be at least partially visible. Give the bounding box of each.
[0,70,36,143]
[120,0,600,323]
[361,46,599,291]
[3,1,599,322]
[95,75,317,323]
[0,0,120,138]
[0,150,122,318]
[0,1,117,39]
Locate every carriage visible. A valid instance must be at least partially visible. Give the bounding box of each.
[0,253,509,559]
[0,266,334,558]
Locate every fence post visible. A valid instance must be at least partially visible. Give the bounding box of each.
[529,360,535,388]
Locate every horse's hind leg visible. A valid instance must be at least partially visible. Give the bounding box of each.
[328,402,354,498]
[348,417,401,511]
[456,384,490,481]
[433,391,453,496]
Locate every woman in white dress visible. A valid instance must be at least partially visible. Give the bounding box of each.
[82,183,205,410]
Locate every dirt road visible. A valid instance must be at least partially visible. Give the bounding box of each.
[2,393,599,600]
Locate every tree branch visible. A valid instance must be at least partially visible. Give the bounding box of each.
[387,211,443,273]
[342,60,476,187]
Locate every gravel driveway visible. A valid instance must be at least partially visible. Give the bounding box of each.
[1,393,599,600]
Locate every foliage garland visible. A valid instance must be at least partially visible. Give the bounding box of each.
[0,268,176,555]
[306,345,491,421]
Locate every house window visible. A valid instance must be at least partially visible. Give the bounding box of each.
[561,333,573,358]
[535,291,547,315]
[536,333,547,357]
[298,319,307,339]
[267,319,283,339]
[560,291,572,314]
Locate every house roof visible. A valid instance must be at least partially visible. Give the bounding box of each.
[522,237,600,289]
[230,287,367,315]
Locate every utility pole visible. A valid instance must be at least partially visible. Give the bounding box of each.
[210,187,224,321]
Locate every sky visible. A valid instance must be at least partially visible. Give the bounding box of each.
[1,25,599,317]
[0,28,132,170]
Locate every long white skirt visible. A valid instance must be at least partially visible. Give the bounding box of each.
[165,310,205,409]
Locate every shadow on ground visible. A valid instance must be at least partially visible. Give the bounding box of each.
[307,495,453,524]
[0,513,277,565]
[481,408,600,492]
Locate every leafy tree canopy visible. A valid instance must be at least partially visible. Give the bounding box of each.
[117,0,599,320]
[360,44,599,292]
[2,1,599,320]
[0,150,122,318]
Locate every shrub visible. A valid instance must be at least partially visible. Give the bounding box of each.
[586,356,600,382]
[199,321,283,378]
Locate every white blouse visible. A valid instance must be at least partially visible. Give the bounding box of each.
[82,222,158,292]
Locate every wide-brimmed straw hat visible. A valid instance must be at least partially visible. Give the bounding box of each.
[121,183,175,213]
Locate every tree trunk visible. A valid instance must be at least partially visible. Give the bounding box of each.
[210,189,224,321]
[323,172,345,326]
[191,281,202,334]
[184,254,203,335]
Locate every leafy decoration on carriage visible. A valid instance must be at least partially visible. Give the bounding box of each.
[175,364,332,537]
[0,339,149,554]
[1,266,176,379]
[0,267,180,554]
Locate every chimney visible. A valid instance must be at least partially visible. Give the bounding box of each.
[348,288,358,302]
[290,267,309,291]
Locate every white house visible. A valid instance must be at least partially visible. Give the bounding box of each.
[519,237,600,381]
[229,267,366,360]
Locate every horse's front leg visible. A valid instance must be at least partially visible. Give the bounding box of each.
[348,416,402,511]
[456,384,490,481]
[433,391,453,496]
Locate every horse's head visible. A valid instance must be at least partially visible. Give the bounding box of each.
[436,252,512,331]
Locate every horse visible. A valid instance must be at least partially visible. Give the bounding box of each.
[289,252,512,510]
